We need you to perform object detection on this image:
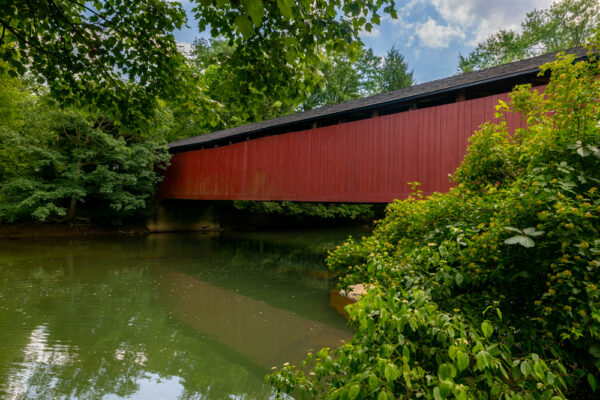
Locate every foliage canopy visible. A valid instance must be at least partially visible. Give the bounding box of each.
[0,0,202,128]
[0,0,398,128]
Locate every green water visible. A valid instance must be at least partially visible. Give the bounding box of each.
[0,229,364,399]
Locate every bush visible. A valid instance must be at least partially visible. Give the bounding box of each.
[233,200,379,220]
[267,38,600,399]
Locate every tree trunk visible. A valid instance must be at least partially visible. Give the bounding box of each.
[66,196,77,221]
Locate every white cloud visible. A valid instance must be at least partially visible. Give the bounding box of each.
[382,13,406,26]
[416,18,465,48]
[360,27,381,38]
[429,0,554,45]
[382,14,415,44]
[405,0,428,12]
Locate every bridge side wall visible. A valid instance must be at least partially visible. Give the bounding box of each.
[159,91,527,203]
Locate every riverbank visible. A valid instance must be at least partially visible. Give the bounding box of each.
[0,221,150,239]
[2,200,380,239]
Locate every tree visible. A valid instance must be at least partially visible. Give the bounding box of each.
[0,81,169,223]
[0,0,201,128]
[0,69,35,182]
[302,52,364,110]
[379,46,414,91]
[0,0,397,127]
[302,46,414,110]
[356,47,385,95]
[185,39,414,130]
[458,0,600,73]
[191,0,397,112]
[188,37,298,134]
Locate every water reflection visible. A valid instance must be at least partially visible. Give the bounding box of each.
[160,269,352,369]
[4,325,75,399]
[0,229,363,399]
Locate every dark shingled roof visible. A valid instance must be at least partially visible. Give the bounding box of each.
[169,47,588,152]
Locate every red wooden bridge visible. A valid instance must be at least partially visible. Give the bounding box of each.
[159,48,584,204]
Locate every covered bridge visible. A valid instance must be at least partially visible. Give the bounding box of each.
[159,47,586,204]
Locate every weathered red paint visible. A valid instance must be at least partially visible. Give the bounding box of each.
[160,91,528,203]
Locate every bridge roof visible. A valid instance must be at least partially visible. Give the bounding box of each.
[169,47,588,152]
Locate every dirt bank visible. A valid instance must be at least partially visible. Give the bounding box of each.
[0,222,149,239]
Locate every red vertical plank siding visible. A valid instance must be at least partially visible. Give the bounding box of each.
[434,106,442,192]
[421,108,431,195]
[426,107,435,194]
[441,103,454,192]
[448,102,459,188]
[389,114,399,197]
[436,105,444,192]
[404,112,412,198]
[407,110,418,197]
[159,90,529,203]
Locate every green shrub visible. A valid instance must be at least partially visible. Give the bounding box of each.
[233,200,378,220]
[267,37,600,399]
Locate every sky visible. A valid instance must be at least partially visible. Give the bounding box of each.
[173,0,556,84]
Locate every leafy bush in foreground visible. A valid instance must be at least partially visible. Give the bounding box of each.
[268,38,600,399]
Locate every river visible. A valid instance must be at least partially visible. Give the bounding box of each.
[0,228,365,399]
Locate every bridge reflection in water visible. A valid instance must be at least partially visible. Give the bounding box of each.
[159,268,354,369]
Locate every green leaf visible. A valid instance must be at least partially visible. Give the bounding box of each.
[348,384,360,399]
[438,363,457,380]
[234,15,255,40]
[456,351,469,372]
[384,363,397,384]
[481,320,494,338]
[455,272,464,286]
[588,373,597,392]
[276,0,294,18]
[402,345,410,362]
[455,389,467,400]
[243,0,264,26]
[578,145,592,157]
[505,235,535,248]
[378,391,388,400]
[533,360,545,380]
[589,345,600,358]
[503,226,523,234]
[369,374,378,391]
[439,380,453,398]
[476,350,491,370]
[520,360,532,377]
[522,227,544,237]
